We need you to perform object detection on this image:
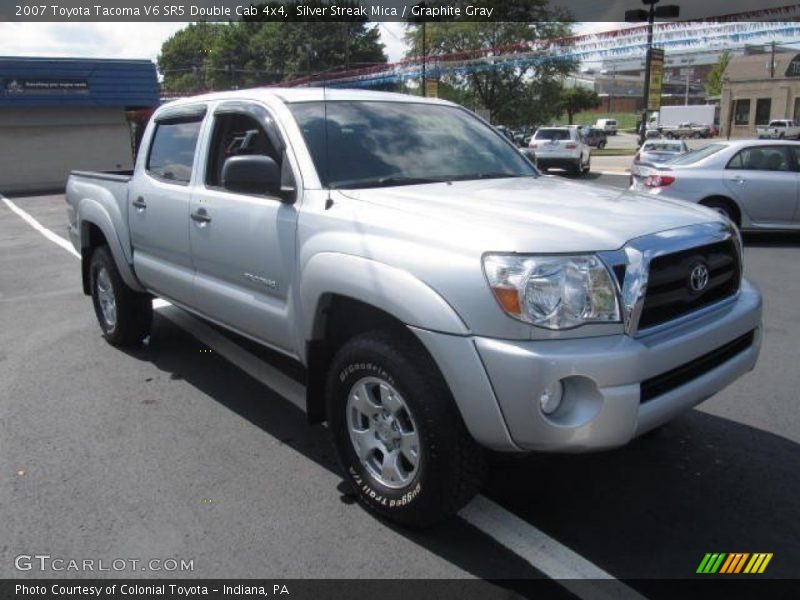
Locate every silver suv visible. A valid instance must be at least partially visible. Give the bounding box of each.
[529,126,591,175]
[66,89,762,527]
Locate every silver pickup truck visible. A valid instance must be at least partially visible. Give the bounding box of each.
[67,88,762,527]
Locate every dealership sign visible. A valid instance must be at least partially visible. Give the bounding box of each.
[3,78,90,95]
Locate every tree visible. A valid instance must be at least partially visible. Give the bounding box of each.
[559,86,601,124]
[705,49,732,97]
[157,4,387,92]
[158,22,224,92]
[404,0,576,124]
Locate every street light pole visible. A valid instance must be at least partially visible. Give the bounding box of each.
[639,2,656,145]
[626,0,680,145]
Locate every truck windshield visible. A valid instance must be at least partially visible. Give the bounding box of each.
[288,101,537,189]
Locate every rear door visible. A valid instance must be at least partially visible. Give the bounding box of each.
[188,101,299,353]
[723,145,798,224]
[128,104,206,303]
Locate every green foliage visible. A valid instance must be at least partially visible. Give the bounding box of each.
[705,49,732,97]
[404,0,576,124]
[157,2,387,92]
[558,86,601,124]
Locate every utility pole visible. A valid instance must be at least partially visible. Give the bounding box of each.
[684,71,690,105]
[771,41,776,78]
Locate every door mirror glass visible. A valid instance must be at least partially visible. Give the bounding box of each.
[222,155,281,196]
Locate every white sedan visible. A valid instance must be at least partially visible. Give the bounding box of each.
[630,140,800,231]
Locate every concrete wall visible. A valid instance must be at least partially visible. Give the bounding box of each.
[0,107,133,194]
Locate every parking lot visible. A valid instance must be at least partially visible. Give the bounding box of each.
[2,187,799,590]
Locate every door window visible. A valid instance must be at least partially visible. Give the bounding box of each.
[206,113,282,193]
[727,146,792,172]
[146,120,202,184]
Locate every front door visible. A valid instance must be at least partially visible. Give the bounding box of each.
[189,102,299,353]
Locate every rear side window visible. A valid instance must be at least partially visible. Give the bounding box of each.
[727,146,792,172]
[146,119,202,184]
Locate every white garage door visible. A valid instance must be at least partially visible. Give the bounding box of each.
[0,106,134,194]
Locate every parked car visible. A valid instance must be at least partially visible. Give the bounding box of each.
[662,122,711,139]
[529,126,591,175]
[630,140,800,230]
[66,89,762,528]
[594,118,618,135]
[756,119,800,139]
[583,127,608,149]
[633,139,689,166]
[495,125,516,144]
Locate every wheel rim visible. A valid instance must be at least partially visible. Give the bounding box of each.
[346,376,420,489]
[96,267,117,329]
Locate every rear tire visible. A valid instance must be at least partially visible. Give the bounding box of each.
[326,331,486,528]
[89,246,152,346]
[598,141,606,150]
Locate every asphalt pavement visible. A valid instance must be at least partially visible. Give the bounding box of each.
[2,190,799,589]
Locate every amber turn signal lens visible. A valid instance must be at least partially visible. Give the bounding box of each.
[492,287,522,315]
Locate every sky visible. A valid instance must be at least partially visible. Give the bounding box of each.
[0,21,618,67]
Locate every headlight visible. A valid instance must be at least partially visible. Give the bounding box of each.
[483,254,621,330]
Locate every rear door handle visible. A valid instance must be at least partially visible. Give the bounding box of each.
[730,176,746,184]
[190,208,212,224]
[132,196,147,209]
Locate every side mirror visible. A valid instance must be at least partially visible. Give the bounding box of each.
[221,155,281,197]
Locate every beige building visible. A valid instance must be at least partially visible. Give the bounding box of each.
[720,51,800,138]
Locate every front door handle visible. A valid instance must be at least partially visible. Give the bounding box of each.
[190,208,212,224]
[132,196,147,210]
[730,176,746,184]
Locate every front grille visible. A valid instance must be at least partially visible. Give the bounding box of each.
[640,330,755,403]
[638,240,740,330]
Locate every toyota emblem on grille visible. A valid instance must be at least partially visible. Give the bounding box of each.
[690,263,710,292]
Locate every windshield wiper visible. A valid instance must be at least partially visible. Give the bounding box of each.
[450,172,530,181]
[334,176,448,189]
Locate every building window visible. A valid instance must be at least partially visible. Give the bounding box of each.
[755,99,771,125]
[733,99,751,125]
[794,98,800,123]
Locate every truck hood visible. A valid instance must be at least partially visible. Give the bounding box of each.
[341,175,721,253]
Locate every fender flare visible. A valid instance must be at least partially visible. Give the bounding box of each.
[78,198,145,293]
[300,252,469,340]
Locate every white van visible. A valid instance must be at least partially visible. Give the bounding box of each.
[594,118,618,135]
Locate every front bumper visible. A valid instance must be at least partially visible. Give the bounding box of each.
[413,279,762,453]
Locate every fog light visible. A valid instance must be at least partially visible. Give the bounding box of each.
[539,381,564,415]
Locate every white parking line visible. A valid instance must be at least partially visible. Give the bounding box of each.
[2,196,80,258]
[3,194,646,599]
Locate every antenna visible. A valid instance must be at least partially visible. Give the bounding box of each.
[322,66,333,210]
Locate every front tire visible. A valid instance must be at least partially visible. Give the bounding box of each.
[89,246,152,346]
[326,331,486,528]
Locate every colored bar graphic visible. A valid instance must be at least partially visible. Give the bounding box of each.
[700,552,772,574]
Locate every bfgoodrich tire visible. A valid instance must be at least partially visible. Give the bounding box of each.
[326,331,486,528]
[89,246,152,346]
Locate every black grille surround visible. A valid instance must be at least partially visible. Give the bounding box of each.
[638,239,741,330]
[640,330,755,403]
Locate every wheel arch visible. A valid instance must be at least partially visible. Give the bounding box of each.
[78,199,145,294]
[300,253,469,424]
[698,194,743,227]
